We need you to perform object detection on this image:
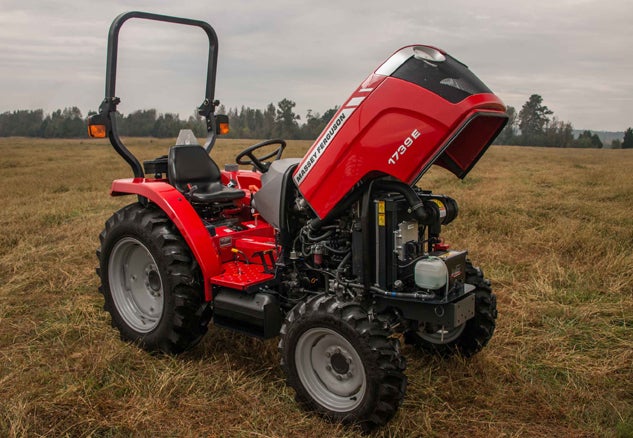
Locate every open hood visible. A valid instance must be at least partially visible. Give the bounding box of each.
[293,45,508,219]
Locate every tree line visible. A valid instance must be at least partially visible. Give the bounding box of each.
[0,107,86,138]
[221,99,338,140]
[1,95,631,148]
[0,98,338,141]
[494,94,633,149]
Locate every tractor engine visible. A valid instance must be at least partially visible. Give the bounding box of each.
[365,191,464,299]
[285,186,465,304]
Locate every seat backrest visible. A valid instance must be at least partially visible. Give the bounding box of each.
[168,145,222,192]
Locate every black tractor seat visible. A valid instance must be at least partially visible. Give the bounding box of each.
[168,144,245,204]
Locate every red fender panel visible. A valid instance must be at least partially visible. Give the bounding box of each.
[110,178,221,301]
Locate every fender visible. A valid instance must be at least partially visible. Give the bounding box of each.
[110,178,221,301]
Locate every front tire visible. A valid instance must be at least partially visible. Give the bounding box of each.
[405,261,497,357]
[97,203,211,354]
[279,295,406,431]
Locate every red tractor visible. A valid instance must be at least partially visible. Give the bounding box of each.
[90,12,506,430]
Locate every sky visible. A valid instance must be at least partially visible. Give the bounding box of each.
[1,0,631,132]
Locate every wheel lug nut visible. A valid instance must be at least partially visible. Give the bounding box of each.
[336,375,342,381]
[326,365,331,371]
[326,352,331,358]
[347,372,353,377]
[335,348,341,354]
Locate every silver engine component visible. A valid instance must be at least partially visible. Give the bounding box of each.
[251,158,300,229]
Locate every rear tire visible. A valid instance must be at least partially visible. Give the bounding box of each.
[96,203,211,354]
[279,295,406,431]
[405,261,497,357]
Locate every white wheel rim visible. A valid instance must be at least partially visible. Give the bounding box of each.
[108,237,164,333]
[295,327,366,412]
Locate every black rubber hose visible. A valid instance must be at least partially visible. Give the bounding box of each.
[340,280,436,301]
[372,180,434,223]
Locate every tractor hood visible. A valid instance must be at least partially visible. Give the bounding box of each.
[293,45,508,220]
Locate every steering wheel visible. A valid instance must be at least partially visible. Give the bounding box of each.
[235,139,286,173]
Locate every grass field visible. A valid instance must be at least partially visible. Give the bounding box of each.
[0,137,631,437]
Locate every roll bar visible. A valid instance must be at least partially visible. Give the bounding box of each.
[89,11,222,178]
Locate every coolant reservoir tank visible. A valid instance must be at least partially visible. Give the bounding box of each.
[414,257,448,289]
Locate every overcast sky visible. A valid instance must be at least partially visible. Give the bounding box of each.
[1,0,631,131]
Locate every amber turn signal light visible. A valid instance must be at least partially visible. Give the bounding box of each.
[215,114,230,135]
[218,122,230,135]
[88,124,107,138]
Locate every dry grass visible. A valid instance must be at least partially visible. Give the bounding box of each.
[0,137,631,437]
